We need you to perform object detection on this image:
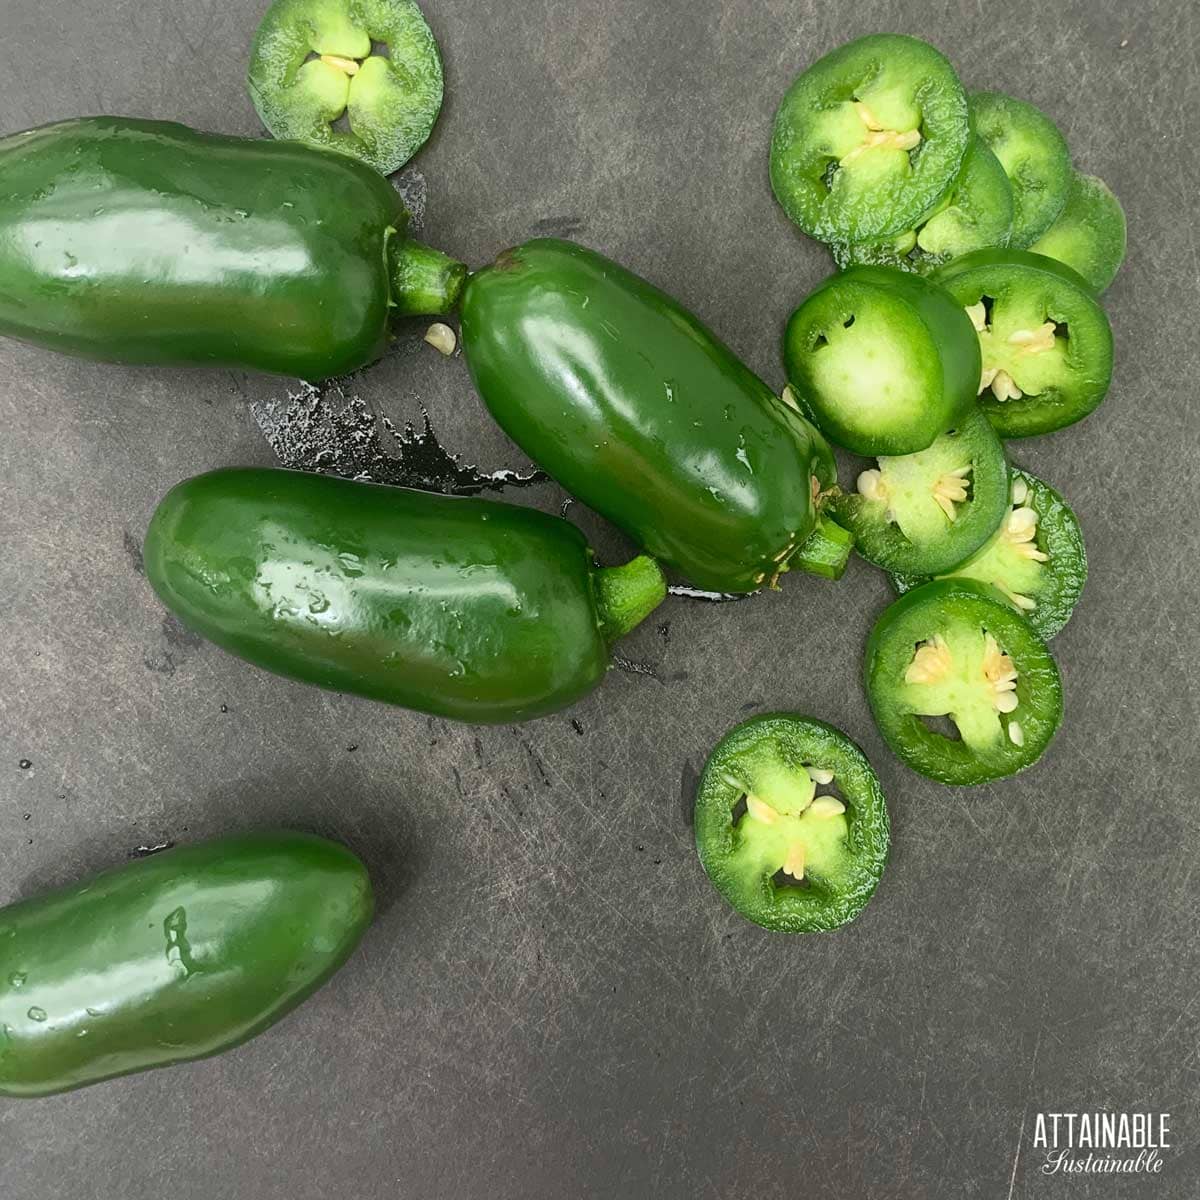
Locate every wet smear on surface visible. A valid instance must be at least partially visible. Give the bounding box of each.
[252,382,547,495]
[667,585,749,604]
[392,168,428,232]
[530,215,587,238]
[145,615,203,677]
[131,841,175,858]
[122,530,144,575]
[612,654,664,684]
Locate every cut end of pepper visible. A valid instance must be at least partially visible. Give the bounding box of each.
[388,238,468,317]
[594,554,667,643]
[793,514,855,580]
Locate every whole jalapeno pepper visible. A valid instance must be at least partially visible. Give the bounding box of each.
[0,117,465,380]
[460,239,850,594]
[145,468,667,724]
[0,832,373,1098]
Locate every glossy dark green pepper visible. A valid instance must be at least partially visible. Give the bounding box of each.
[0,832,372,1098]
[0,117,465,380]
[145,468,666,723]
[461,239,847,593]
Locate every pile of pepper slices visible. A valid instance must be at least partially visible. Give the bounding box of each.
[0,13,1125,1097]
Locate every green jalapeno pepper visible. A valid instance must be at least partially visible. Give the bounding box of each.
[770,34,970,244]
[832,134,1014,275]
[0,832,372,1098]
[890,468,1087,640]
[694,715,889,933]
[145,468,666,724]
[933,249,1114,438]
[783,265,981,456]
[1028,172,1127,293]
[865,579,1063,785]
[831,405,1010,576]
[968,92,1071,249]
[248,0,444,176]
[0,117,465,380]
[460,239,851,593]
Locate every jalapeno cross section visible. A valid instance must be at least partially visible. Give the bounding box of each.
[695,715,889,933]
[784,266,981,456]
[934,250,1114,438]
[248,0,443,175]
[1029,173,1127,293]
[891,468,1087,639]
[833,135,1014,275]
[866,580,1063,785]
[969,92,1071,248]
[770,34,969,244]
[832,405,1009,575]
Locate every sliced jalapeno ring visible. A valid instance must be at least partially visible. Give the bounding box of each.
[833,135,1014,275]
[1029,172,1127,293]
[933,249,1114,439]
[832,405,1009,576]
[770,34,970,244]
[248,0,443,175]
[784,265,981,456]
[866,579,1063,785]
[695,715,889,933]
[969,92,1071,248]
[890,468,1087,640]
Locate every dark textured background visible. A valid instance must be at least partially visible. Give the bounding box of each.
[1,1,1197,1196]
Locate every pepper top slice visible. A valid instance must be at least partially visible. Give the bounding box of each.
[249,0,443,175]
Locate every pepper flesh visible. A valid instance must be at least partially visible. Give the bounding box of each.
[0,118,465,380]
[461,239,839,594]
[144,468,666,724]
[0,832,372,1098]
[865,579,1063,784]
[695,714,890,933]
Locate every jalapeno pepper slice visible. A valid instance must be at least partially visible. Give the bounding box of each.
[831,405,1009,575]
[248,0,443,175]
[784,265,981,456]
[1029,172,1127,293]
[770,34,969,244]
[866,579,1063,785]
[969,92,1071,248]
[832,135,1013,275]
[891,468,1087,640]
[933,249,1113,439]
[695,715,889,933]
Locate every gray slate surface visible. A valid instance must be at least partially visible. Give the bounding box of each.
[1,1,1198,1196]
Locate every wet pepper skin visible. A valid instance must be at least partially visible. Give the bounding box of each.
[0,118,435,379]
[145,468,636,723]
[0,832,373,1098]
[461,239,831,593]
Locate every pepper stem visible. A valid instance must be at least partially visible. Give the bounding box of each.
[594,555,667,643]
[792,514,855,581]
[388,238,468,317]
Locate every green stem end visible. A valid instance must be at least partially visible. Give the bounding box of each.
[792,514,855,581]
[595,554,667,643]
[389,238,468,317]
